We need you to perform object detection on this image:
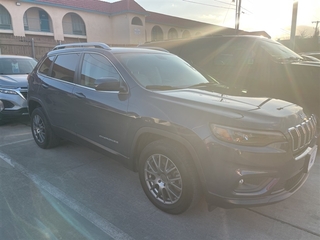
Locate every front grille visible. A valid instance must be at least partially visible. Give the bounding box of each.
[288,115,317,152]
[20,91,28,99]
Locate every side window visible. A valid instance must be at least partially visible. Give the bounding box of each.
[39,56,55,76]
[80,53,121,88]
[51,53,80,82]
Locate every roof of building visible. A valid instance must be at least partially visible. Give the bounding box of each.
[24,0,147,15]
[20,0,267,36]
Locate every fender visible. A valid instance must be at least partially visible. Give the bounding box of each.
[130,126,206,184]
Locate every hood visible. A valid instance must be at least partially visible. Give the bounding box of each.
[151,88,307,131]
[0,74,28,88]
[158,88,299,113]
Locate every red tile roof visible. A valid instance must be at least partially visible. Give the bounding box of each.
[110,0,147,15]
[146,11,214,29]
[34,0,111,13]
[28,0,147,15]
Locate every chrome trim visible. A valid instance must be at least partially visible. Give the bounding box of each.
[288,115,317,152]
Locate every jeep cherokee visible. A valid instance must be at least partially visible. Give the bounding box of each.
[27,42,318,214]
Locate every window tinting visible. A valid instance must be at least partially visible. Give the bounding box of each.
[80,53,121,88]
[39,56,55,76]
[52,54,80,82]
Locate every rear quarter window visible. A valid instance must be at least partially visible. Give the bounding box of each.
[39,56,55,76]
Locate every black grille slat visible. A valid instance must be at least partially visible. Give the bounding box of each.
[288,115,317,152]
[20,91,28,99]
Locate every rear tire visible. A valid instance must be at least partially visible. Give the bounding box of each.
[31,107,60,149]
[138,139,201,214]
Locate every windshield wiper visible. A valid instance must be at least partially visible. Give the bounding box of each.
[188,82,219,89]
[145,85,180,90]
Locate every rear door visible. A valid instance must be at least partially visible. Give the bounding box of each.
[38,53,81,134]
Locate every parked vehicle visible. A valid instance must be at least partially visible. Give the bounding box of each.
[140,35,320,120]
[0,55,37,124]
[28,42,318,214]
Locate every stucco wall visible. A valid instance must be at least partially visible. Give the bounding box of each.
[0,1,114,43]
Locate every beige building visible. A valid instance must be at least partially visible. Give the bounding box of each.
[0,0,241,58]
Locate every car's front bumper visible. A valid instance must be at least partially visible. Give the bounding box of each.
[0,91,28,120]
[201,136,318,209]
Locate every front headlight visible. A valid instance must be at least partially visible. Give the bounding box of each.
[211,124,286,147]
[0,88,18,95]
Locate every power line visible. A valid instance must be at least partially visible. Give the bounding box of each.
[182,0,252,14]
[182,0,236,10]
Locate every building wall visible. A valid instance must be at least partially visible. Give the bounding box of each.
[0,0,237,57]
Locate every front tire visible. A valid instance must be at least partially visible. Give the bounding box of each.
[138,139,201,214]
[31,107,60,149]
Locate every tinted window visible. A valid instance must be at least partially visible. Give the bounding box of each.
[39,56,55,76]
[52,53,80,82]
[80,53,121,88]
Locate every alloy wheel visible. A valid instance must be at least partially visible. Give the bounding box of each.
[144,154,183,204]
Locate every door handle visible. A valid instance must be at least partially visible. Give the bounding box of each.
[74,92,86,98]
[41,83,48,89]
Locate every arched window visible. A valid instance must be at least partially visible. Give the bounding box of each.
[151,26,163,41]
[23,8,53,32]
[131,17,143,26]
[63,13,86,35]
[182,30,191,39]
[168,28,178,40]
[0,5,12,29]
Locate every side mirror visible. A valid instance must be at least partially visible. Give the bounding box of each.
[95,77,127,92]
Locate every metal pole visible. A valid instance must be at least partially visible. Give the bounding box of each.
[31,38,35,59]
[290,1,298,50]
[234,0,238,33]
[237,0,242,33]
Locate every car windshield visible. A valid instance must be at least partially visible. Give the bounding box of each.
[116,52,210,89]
[0,57,37,75]
[260,40,303,61]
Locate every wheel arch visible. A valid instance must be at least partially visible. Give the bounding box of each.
[28,98,44,116]
[130,127,206,184]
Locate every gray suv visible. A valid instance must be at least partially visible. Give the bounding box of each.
[27,42,318,214]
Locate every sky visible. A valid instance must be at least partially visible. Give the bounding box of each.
[105,0,320,39]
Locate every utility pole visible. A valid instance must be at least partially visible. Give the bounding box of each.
[312,21,320,38]
[289,1,298,50]
[233,0,242,34]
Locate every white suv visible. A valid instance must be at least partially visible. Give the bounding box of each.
[0,55,37,124]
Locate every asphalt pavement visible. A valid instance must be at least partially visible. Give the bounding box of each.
[0,117,319,240]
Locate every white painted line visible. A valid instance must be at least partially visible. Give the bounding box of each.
[0,152,135,240]
[0,138,34,148]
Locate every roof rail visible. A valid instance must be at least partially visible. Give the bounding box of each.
[53,42,111,51]
[137,46,169,52]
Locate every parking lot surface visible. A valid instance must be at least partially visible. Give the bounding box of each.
[0,118,319,240]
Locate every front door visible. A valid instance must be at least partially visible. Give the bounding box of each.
[72,53,130,157]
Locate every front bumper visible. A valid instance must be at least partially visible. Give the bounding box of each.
[0,89,28,119]
[0,108,29,118]
[202,136,317,209]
